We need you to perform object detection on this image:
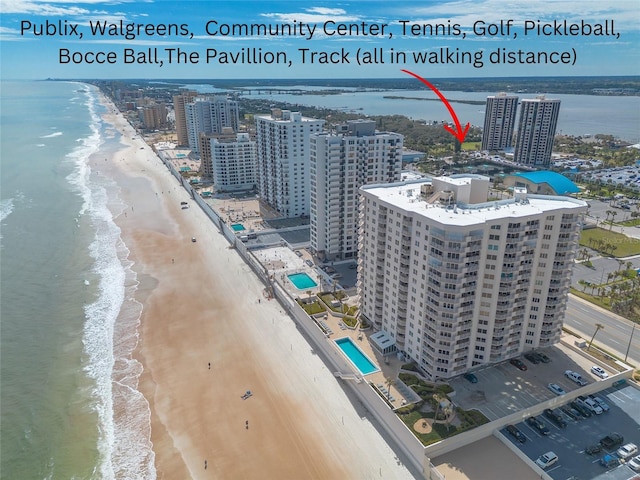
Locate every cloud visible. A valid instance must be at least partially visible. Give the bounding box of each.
[0,25,29,41]
[260,6,359,24]
[404,0,640,32]
[2,0,90,15]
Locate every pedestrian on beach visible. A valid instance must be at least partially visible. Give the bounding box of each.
[204,460,207,469]
[208,362,211,369]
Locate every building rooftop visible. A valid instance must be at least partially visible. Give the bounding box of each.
[510,171,580,195]
[362,179,587,226]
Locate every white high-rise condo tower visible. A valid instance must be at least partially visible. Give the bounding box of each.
[256,110,324,218]
[358,175,586,380]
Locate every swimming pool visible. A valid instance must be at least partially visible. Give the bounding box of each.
[287,272,318,290]
[231,223,246,231]
[335,337,379,375]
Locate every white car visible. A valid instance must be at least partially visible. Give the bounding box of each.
[591,365,609,379]
[590,395,610,412]
[535,451,558,469]
[628,454,640,472]
[582,398,603,415]
[616,443,638,460]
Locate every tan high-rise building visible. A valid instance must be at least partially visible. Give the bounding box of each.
[173,90,198,146]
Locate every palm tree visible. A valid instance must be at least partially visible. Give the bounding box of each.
[384,376,395,401]
[588,323,604,350]
[610,211,617,230]
[605,210,613,222]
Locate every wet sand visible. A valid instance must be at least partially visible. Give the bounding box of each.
[100,98,415,479]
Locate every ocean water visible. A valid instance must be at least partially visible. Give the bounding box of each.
[0,81,155,479]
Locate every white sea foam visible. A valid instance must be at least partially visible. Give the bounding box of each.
[1,197,15,244]
[41,131,63,138]
[67,85,155,480]
[0,197,14,223]
[36,143,46,147]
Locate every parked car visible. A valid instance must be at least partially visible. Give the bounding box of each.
[510,358,528,371]
[590,395,610,412]
[463,372,478,384]
[628,454,640,471]
[571,400,592,418]
[544,409,567,428]
[577,396,603,415]
[526,416,550,435]
[548,383,566,396]
[565,370,588,386]
[536,351,551,363]
[591,365,609,379]
[600,454,620,468]
[616,443,638,460]
[506,424,526,443]
[524,351,541,364]
[561,406,581,421]
[585,444,602,455]
[535,451,558,469]
[600,432,624,450]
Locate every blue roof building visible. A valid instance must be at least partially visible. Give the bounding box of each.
[504,171,580,196]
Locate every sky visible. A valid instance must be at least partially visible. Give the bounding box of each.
[1,0,639,79]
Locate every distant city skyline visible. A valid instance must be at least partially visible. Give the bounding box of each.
[1,0,639,79]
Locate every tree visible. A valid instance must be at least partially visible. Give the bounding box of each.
[384,376,395,401]
[610,211,618,230]
[588,323,604,350]
[578,280,588,292]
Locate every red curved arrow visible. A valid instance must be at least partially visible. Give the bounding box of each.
[401,68,470,143]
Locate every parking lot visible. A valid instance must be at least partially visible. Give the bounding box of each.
[501,384,640,480]
[450,337,618,421]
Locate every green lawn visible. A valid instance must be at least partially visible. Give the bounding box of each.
[580,227,640,257]
[460,142,481,151]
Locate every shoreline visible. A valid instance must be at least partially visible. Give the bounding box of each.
[96,91,415,478]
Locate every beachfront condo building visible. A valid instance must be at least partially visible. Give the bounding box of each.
[185,97,240,155]
[481,93,519,151]
[205,132,258,192]
[310,120,403,261]
[357,175,586,380]
[256,110,325,218]
[139,103,168,131]
[173,90,198,146]
[514,96,561,168]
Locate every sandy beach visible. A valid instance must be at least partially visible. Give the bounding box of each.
[98,97,415,479]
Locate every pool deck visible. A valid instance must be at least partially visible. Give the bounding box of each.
[319,309,411,408]
[253,246,411,408]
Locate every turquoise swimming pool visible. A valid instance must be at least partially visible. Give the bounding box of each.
[231,223,246,231]
[287,272,318,290]
[335,337,379,375]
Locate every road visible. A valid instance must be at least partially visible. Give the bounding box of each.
[564,295,639,367]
